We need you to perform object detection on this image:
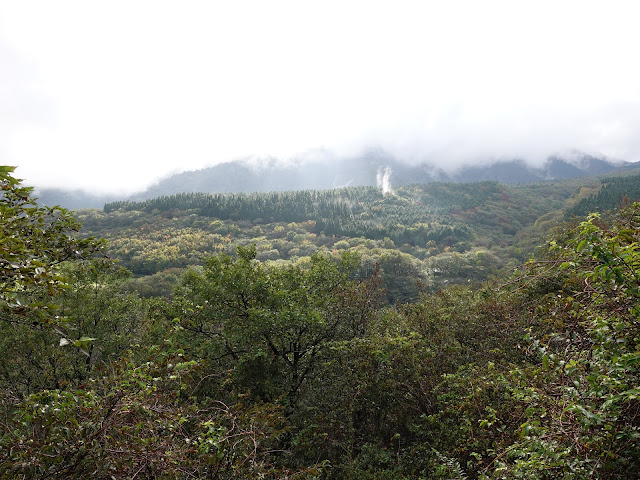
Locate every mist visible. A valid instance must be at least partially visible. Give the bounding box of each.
[1,1,640,194]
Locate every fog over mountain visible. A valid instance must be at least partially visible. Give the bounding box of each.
[140,150,628,196]
[35,150,637,209]
[2,3,640,195]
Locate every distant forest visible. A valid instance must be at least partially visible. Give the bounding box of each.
[3,165,640,479]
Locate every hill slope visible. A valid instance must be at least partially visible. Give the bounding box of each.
[74,176,597,300]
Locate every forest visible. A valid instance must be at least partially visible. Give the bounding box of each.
[2,164,640,479]
[77,176,605,302]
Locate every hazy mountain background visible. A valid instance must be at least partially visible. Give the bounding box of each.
[35,150,636,209]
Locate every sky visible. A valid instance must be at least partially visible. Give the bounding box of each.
[1,1,640,194]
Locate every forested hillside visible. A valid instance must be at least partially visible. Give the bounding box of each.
[567,171,640,217]
[3,166,640,478]
[76,175,610,301]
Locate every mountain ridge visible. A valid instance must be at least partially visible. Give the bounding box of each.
[36,151,636,209]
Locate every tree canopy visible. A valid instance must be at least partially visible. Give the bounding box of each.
[1,166,105,328]
[2,165,640,478]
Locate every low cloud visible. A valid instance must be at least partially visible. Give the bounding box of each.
[2,2,640,193]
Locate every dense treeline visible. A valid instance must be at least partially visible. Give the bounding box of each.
[567,172,640,217]
[3,166,640,478]
[102,181,559,248]
[105,186,459,247]
[106,189,370,223]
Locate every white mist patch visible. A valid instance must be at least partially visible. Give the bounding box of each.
[376,166,394,195]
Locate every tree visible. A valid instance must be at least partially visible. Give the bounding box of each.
[485,203,640,479]
[0,344,321,479]
[0,164,109,382]
[175,245,376,411]
[0,166,105,329]
[0,259,153,396]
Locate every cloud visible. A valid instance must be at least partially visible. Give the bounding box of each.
[1,1,640,193]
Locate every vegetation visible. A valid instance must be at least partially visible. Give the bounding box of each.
[0,166,105,326]
[80,178,593,300]
[567,172,640,217]
[2,166,640,478]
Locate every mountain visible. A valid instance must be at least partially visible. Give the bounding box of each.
[35,150,636,209]
[33,188,120,210]
[133,151,634,197]
[448,154,633,183]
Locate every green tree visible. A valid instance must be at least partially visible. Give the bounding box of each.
[0,344,321,479]
[0,259,155,396]
[485,203,640,479]
[175,245,375,411]
[0,166,105,329]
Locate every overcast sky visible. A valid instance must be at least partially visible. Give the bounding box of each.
[2,1,640,194]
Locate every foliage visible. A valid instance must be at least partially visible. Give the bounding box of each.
[1,167,105,327]
[173,245,379,411]
[81,178,590,295]
[5,167,640,478]
[484,203,640,479]
[0,344,321,479]
[567,172,640,218]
